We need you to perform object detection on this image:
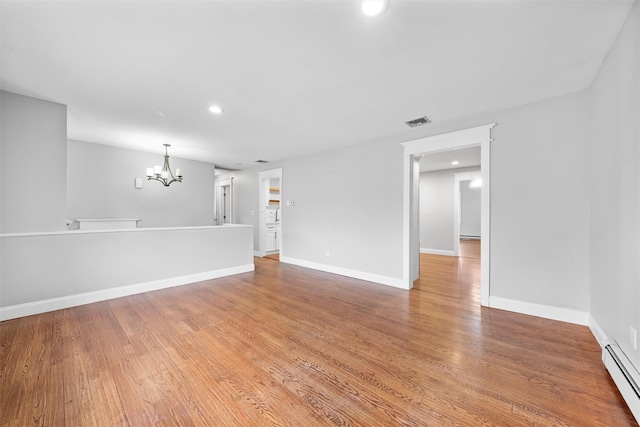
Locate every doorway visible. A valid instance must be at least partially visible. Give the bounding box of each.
[258,168,283,258]
[454,170,482,256]
[402,124,495,306]
[215,178,234,225]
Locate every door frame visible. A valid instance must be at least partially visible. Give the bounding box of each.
[402,124,495,306]
[258,168,283,257]
[214,177,234,225]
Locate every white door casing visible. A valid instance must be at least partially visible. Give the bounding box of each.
[215,178,234,225]
[402,124,495,306]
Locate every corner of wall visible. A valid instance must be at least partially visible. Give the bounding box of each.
[588,315,610,348]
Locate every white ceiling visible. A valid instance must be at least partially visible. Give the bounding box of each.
[420,146,480,173]
[1,0,634,169]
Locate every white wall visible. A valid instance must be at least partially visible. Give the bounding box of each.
[460,180,481,238]
[1,94,247,321]
[217,169,260,248]
[67,140,216,228]
[220,138,405,284]
[0,225,254,319]
[413,90,591,313]
[225,90,591,308]
[1,91,68,233]
[282,140,404,281]
[419,167,479,253]
[589,0,639,368]
[490,92,590,311]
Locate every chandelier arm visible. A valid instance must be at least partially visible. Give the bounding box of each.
[147,144,183,187]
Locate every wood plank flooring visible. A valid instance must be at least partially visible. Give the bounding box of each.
[459,238,480,259]
[1,241,637,426]
[264,253,280,261]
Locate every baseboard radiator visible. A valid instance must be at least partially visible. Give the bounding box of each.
[460,235,480,240]
[603,344,640,422]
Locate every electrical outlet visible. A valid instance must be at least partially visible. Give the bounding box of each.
[325,250,330,257]
[631,326,637,350]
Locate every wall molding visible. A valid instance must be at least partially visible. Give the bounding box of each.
[489,296,589,326]
[419,248,456,256]
[280,256,408,290]
[0,224,249,239]
[0,264,254,321]
[588,316,610,348]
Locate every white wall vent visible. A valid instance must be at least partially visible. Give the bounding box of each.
[405,116,431,127]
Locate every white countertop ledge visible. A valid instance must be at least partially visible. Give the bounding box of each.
[0,224,253,238]
[76,218,141,222]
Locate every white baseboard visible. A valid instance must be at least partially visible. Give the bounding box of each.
[253,251,262,257]
[0,264,255,321]
[279,256,408,290]
[420,248,456,256]
[588,315,611,348]
[489,296,589,326]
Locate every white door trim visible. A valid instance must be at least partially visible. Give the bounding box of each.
[214,177,234,225]
[401,123,495,306]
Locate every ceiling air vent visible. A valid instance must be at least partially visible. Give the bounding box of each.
[254,159,269,163]
[405,116,431,128]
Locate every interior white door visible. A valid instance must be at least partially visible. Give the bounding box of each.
[215,178,234,225]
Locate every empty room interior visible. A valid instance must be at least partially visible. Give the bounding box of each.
[1,0,639,425]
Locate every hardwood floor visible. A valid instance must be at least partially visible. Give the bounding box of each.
[264,253,280,261]
[459,238,480,259]
[1,241,636,426]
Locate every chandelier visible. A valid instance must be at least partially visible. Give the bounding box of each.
[146,144,183,187]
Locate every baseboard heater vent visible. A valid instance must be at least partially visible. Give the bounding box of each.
[603,344,640,422]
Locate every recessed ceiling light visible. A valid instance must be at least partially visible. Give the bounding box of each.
[362,0,388,16]
[469,178,483,188]
[209,105,223,114]
[451,161,460,165]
